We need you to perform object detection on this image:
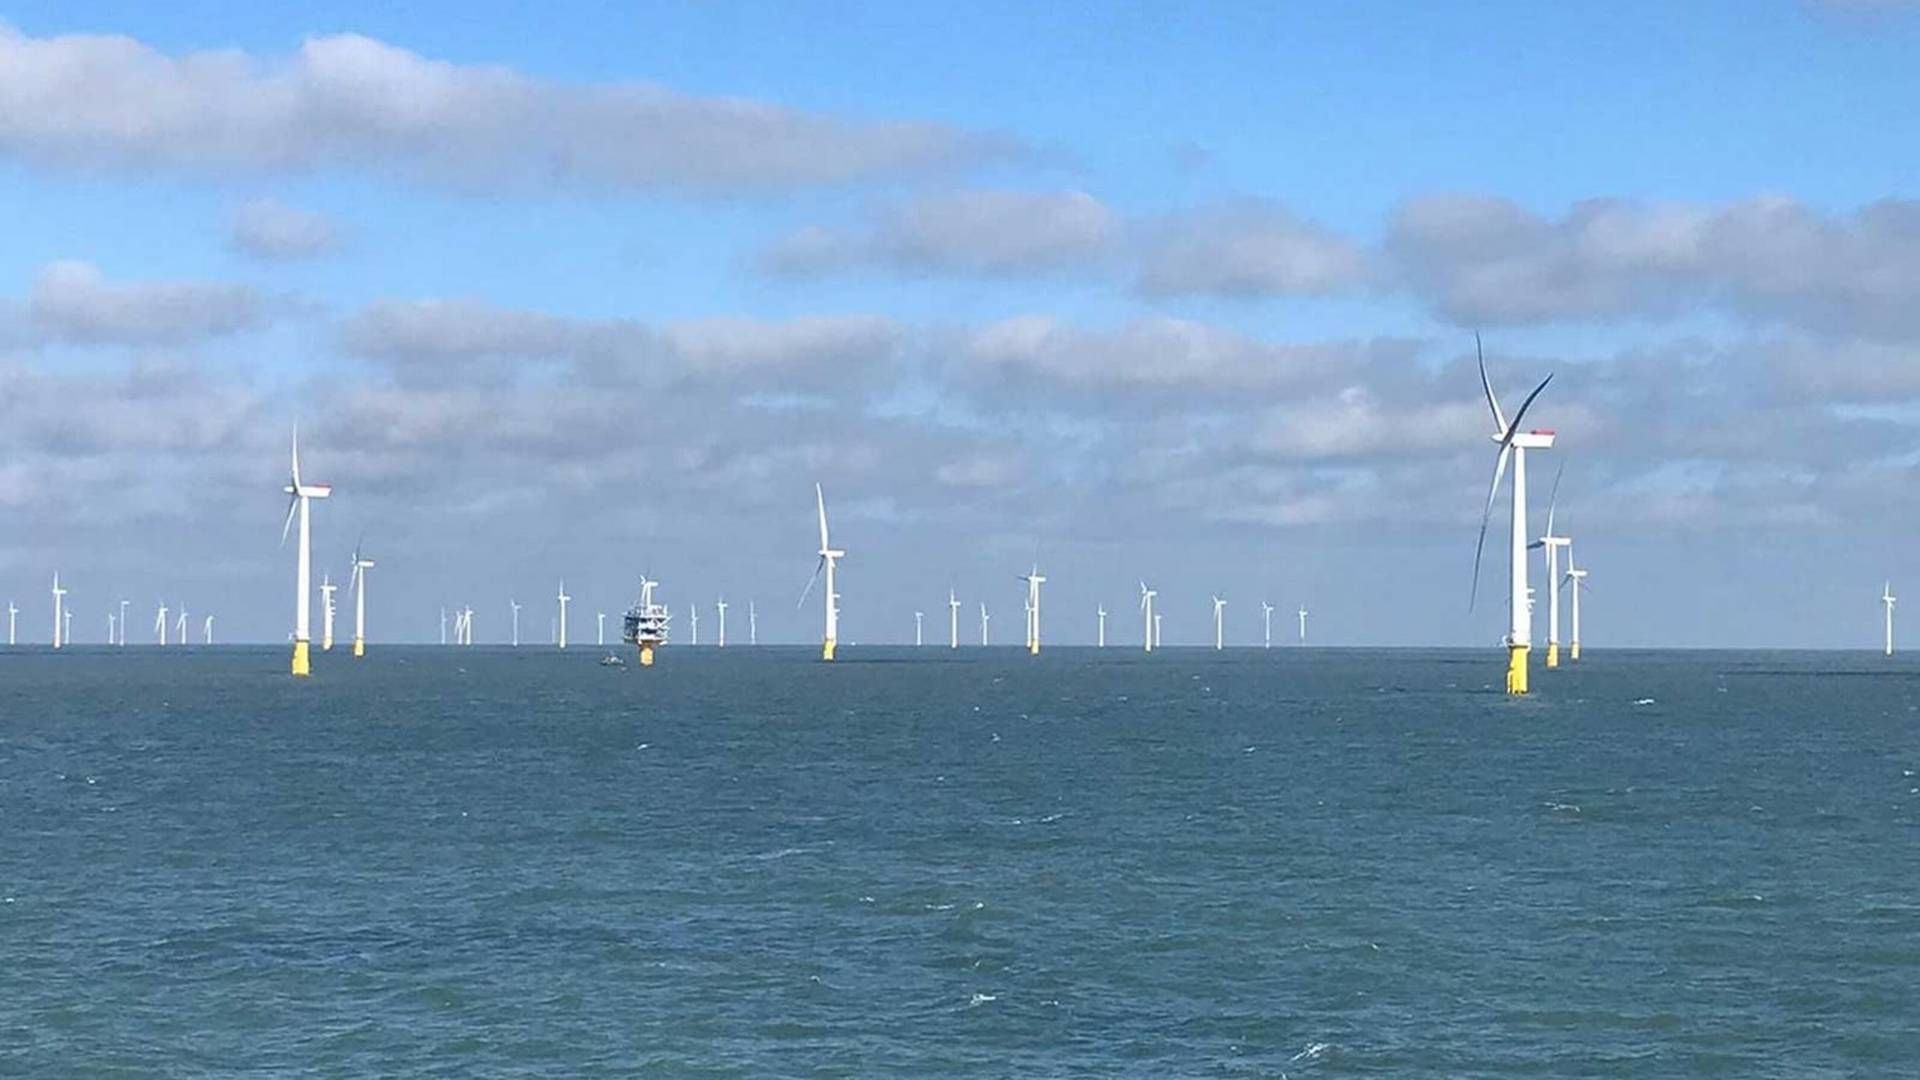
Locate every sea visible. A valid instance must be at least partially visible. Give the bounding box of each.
[2,646,1915,1077]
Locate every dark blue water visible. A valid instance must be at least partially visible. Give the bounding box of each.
[3,647,1916,1076]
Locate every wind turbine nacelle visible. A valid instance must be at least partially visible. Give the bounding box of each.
[1512,430,1555,450]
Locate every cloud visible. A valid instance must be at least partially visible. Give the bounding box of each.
[229,198,336,259]
[1390,194,1920,338]
[760,190,1114,276]
[1136,199,1371,297]
[28,260,261,345]
[339,298,903,390]
[0,24,1014,193]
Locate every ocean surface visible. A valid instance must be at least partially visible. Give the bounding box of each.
[2,646,1915,1077]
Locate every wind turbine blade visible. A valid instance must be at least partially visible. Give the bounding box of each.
[290,424,302,488]
[815,483,830,551]
[1501,373,1554,444]
[1544,460,1565,538]
[797,556,825,608]
[1470,444,1511,611]
[279,494,298,546]
[1476,331,1505,431]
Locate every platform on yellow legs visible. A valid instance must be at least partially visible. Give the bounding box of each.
[1505,643,1529,695]
[1546,641,1560,669]
[640,645,655,667]
[1570,642,1581,662]
[822,638,837,661]
[353,637,365,658]
[291,639,312,678]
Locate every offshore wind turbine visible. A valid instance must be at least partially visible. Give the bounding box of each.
[948,590,961,648]
[155,602,168,645]
[597,611,606,647]
[509,600,521,648]
[979,601,990,646]
[107,612,116,647]
[556,581,571,649]
[717,598,728,647]
[1885,582,1897,657]
[319,575,338,651]
[798,483,843,661]
[118,599,128,646]
[914,610,923,647]
[350,542,374,657]
[6,600,15,646]
[1471,335,1555,695]
[1211,596,1226,650]
[749,601,758,646]
[1097,605,1107,648]
[51,574,67,649]
[203,615,214,645]
[280,425,332,678]
[1564,550,1588,661]
[1262,602,1274,648]
[1139,582,1156,653]
[1529,464,1571,669]
[689,603,699,646]
[175,608,188,647]
[1020,566,1046,655]
[1298,606,1308,644]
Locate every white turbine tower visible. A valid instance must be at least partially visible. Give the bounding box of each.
[175,608,188,647]
[1154,613,1163,649]
[1211,596,1226,650]
[798,483,843,661]
[118,599,128,646]
[280,425,332,678]
[1529,464,1571,669]
[597,611,607,647]
[689,603,699,646]
[1298,606,1308,645]
[440,608,448,646]
[1885,582,1897,657]
[510,600,521,648]
[1262,602,1275,648]
[203,615,214,645]
[1563,549,1588,661]
[914,610,924,647]
[1020,566,1046,655]
[107,612,116,647]
[350,542,374,657]
[319,575,338,652]
[155,602,168,646]
[1097,605,1107,648]
[948,590,961,649]
[979,601,990,646]
[51,575,67,649]
[1139,582,1156,653]
[1470,335,1554,696]
[749,601,758,646]
[52,572,67,645]
[6,600,15,646]
[718,598,728,648]
[64,607,72,646]
[556,581,571,649]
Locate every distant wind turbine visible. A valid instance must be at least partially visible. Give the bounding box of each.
[51,574,67,649]
[556,581,571,649]
[175,608,188,647]
[280,425,332,678]
[597,611,607,647]
[1211,596,1226,650]
[1139,582,1156,653]
[914,610,923,647]
[689,602,699,646]
[1470,334,1555,695]
[203,615,214,645]
[948,589,961,649]
[155,602,168,646]
[1563,549,1588,661]
[797,483,843,661]
[118,599,128,647]
[749,600,758,646]
[717,598,728,648]
[6,600,15,646]
[979,601,990,646]
[320,574,338,652]
[1885,582,1897,657]
[1529,463,1571,669]
[350,541,374,657]
[1020,565,1046,655]
[1298,606,1308,645]
[1097,605,1107,648]
[1262,602,1274,649]
[510,599,521,648]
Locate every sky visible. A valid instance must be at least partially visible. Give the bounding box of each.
[3,1,1920,648]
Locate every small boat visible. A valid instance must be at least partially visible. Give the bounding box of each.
[600,653,626,668]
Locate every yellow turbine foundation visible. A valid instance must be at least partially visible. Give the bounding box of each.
[1029,642,1039,656]
[352,637,365,658]
[1546,642,1560,669]
[1570,642,1581,662]
[822,638,837,662]
[640,644,655,667]
[291,639,312,678]
[1505,643,1529,695]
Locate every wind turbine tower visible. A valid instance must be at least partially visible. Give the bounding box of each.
[280,426,332,677]
[556,581,571,649]
[320,575,338,652]
[1211,596,1226,650]
[509,600,520,648]
[1298,606,1308,644]
[689,603,699,646]
[51,574,67,649]
[1564,547,1588,661]
[1097,605,1107,648]
[1139,582,1156,653]
[6,601,15,646]
[717,598,728,647]
[597,611,606,647]
[801,483,844,661]
[979,602,990,646]
[118,599,128,646]
[1530,465,1571,669]
[350,543,374,657]
[175,608,188,647]
[1885,582,1897,656]
[1471,335,1554,695]
[203,615,214,645]
[1021,566,1046,655]
[1262,602,1274,648]
[749,601,758,646]
[914,610,923,646]
[948,590,961,648]
[155,602,168,646]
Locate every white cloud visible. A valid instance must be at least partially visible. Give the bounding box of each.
[761,190,1114,276]
[0,24,1014,193]
[28,260,261,345]
[1136,199,1371,297]
[229,198,336,259]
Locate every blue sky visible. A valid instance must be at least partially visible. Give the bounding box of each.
[2,2,1919,648]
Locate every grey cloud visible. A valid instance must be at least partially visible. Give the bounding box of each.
[760,190,1114,276]
[1136,199,1371,297]
[1391,194,1920,338]
[0,25,1013,193]
[28,260,262,345]
[229,198,336,259]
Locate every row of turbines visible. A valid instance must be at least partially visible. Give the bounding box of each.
[8,580,217,649]
[907,590,1311,650]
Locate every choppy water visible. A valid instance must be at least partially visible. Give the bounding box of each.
[2,646,1916,1076]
